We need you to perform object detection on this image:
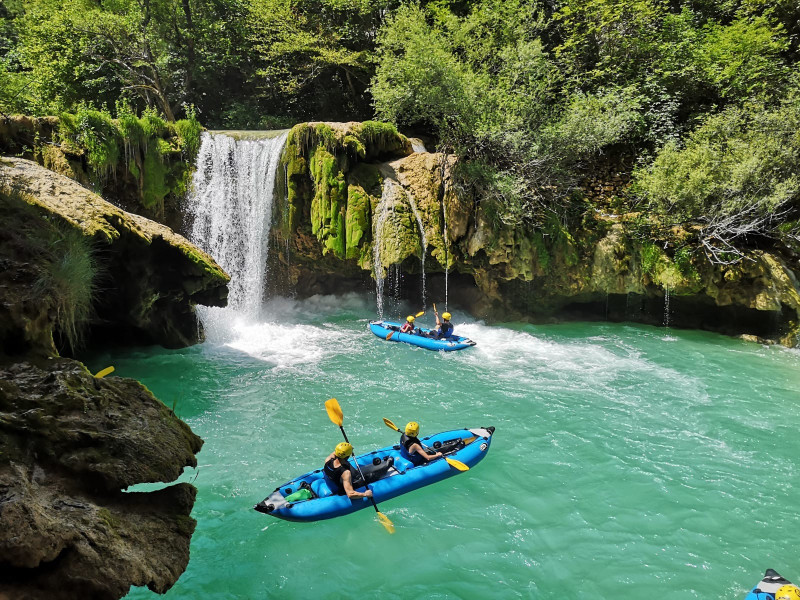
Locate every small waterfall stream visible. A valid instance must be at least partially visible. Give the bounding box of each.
[372,179,398,319]
[406,194,427,309]
[186,130,288,339]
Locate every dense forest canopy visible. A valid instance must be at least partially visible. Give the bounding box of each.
[2,0,799,258]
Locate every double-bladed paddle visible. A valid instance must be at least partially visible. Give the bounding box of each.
[382,418,469,471]
[325,398,395,534]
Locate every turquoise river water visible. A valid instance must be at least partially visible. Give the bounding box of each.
[86,293,800,599]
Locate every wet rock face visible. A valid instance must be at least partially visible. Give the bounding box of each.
[0,359,203,599]
[273,122,800,345]
[0,157,229,351]
[0,154,217,598]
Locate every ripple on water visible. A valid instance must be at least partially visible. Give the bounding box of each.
[100,297,800,600]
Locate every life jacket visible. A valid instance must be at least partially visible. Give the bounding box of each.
[323,457,351,495]
[400,322,414,333]
[400,433,425,464]
[439,321,454,338]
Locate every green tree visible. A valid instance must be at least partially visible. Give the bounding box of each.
[246,0,394,119]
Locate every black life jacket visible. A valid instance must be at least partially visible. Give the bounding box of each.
[323,457,351,495]
[439,321,454,337]
[400,433,425,464]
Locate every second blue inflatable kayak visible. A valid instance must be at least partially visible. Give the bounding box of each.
[368,320,476,351]
[254,426,494,522]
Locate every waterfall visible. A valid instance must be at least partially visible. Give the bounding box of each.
[442,196,449,310]
[406,194,427,309]
[187,130,289,340]
[372,180,396,319]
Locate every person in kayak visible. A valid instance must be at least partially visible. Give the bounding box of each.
[429,311,454,339]
[323,442,373,500]
[399,315,417,334]
[400,422,442,465]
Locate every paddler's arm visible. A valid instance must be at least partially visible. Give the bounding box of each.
[341,470,373,499]
[409,442,442,462]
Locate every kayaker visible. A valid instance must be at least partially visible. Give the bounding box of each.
[323,442,373,500]
[400,422,442,464]
[430,310,454,339]
[399,315,416,334]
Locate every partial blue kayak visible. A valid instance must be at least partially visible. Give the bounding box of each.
[254,427,494,522]
[368,320,476,351]
[746,569,795,599]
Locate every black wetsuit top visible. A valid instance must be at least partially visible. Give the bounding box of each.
[323,457,350,495]
[400,433,428,464]
[439,321,454,338]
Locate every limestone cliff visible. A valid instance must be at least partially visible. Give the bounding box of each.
[0,157,228,598]
[0,157,229,353]
[0,359,202,600]
[273,122,800,346]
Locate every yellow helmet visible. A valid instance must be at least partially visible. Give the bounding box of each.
[334,442,353,459]
[442,312,451,320]
[405,421,419,436]
[406,315,415,323]
[776,585,800,600]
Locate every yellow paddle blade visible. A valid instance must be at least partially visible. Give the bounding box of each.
[433,302,437,313]
[386,332,394,340]
[415,311,425,317]
[383,417,400,432]
[446,457,469,471]
[376,510,395,534]
[325,398,343,427]
[94,366,115,379]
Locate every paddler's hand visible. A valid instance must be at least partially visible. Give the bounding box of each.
[364,489,373,498]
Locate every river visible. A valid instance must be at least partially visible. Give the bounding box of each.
[84,293,800,599]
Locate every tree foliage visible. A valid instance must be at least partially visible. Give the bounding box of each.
[1,0,799,254]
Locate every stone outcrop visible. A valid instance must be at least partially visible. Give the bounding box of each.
[0,154,227,598]
[0,359,202,600]
[0,157,229,353]
[272,122,800,346]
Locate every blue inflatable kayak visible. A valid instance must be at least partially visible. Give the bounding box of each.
[746,569,796,599]
[254,426,494,522]
[369,320,476,351]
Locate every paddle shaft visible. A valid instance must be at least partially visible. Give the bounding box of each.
[337,426,381,514]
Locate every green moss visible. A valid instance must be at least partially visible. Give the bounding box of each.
[640,243,660,277]
[532,231,551,271]
[171,105,203,162]
[358,121,406,157]
[141,147,170,211]
[673,246,699,281]
[309,147,348,257]
[344,134,366,159]
[345,186,370,259]
[175,514,196,536]
[59,108,121,182]
[98,508,121,531]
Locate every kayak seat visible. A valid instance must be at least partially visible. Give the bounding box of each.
[311,479,334,499]
[391,457,414,473]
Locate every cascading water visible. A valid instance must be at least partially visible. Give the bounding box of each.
[373,178,405,319]
[406,194,427,309]
[187,131,288,340]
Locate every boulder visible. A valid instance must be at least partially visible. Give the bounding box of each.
[0,359,202,600]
